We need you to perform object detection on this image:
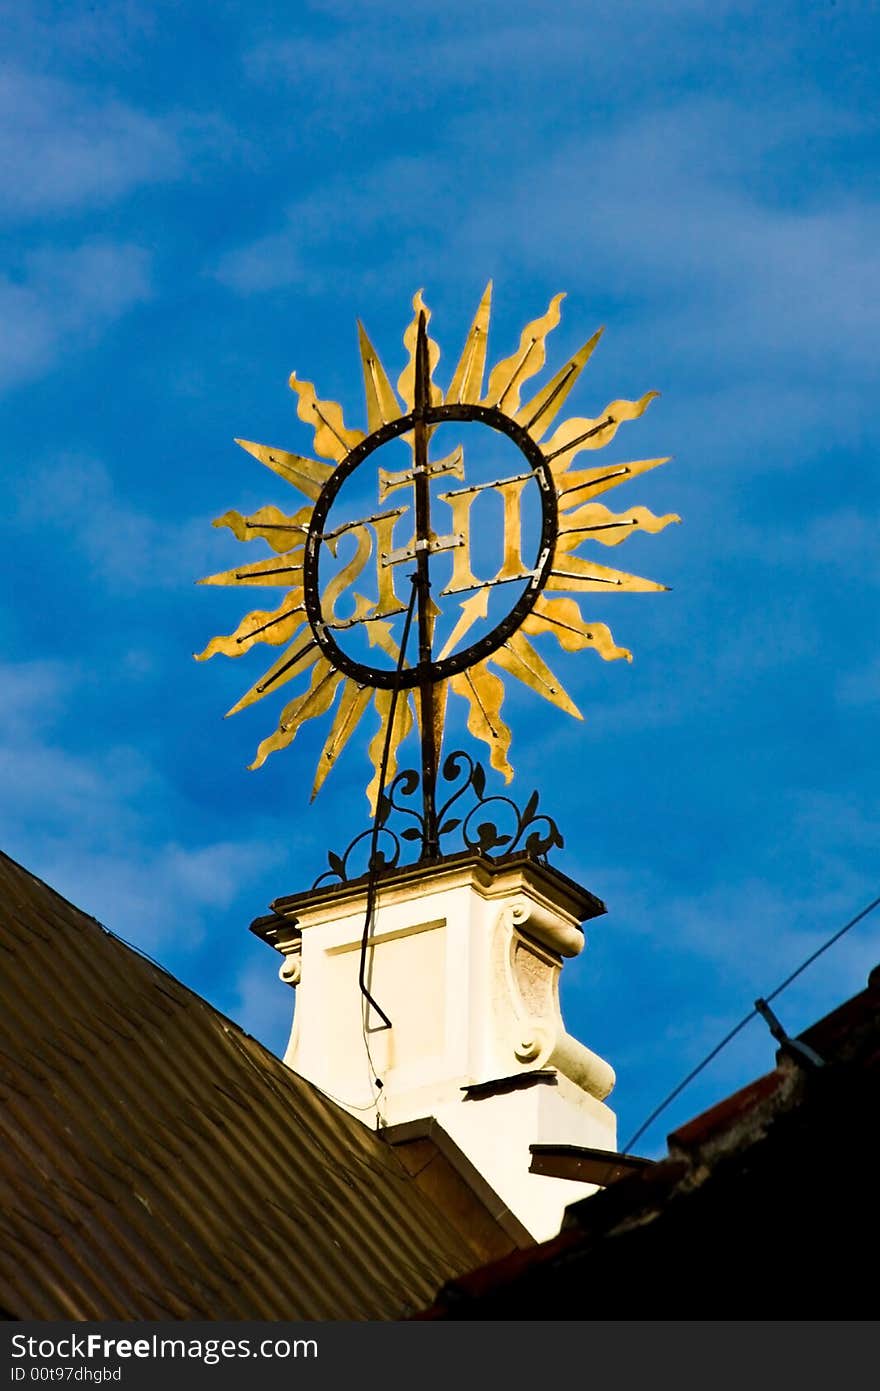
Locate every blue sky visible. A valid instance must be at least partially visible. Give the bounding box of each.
[2,0,878,1156]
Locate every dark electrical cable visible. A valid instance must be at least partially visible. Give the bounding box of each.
[622,888,880,1155]
[357,572,420,1044]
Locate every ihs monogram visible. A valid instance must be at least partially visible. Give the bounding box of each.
[197,286,678,823]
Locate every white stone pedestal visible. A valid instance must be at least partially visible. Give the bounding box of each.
[253,853,617,1242]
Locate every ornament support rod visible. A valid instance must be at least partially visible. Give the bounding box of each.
[413,311,440,861]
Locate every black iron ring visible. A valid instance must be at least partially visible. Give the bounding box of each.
[301,403,557,689]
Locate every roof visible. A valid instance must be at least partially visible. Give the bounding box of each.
[251,850,606,947]
[422,964,880,1319]
[0,850,518,1320]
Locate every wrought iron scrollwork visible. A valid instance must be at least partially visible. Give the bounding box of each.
[313,750,564,888]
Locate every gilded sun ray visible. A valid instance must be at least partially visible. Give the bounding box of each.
[288,375,364,462]
[358,321,402,432]
[212,504,311,553]
[195,591,306,661]
[398,291,442,412]
[524,597,632,663]
[556,457,671,512]
[198,554,305,587]
[366,689,415,815]
[482,294,564,413]
[543,392,660,476]
[546,555,668,593]
[250,661,343,770]
[412,680,448,761]
[234,439,333,502]
[225,636,321,717]
[556,503,681,553]
[490,630,582,721]
[450,662,514,783]
[198,286,678,813]
[446,281,492,405]
[312,679,374,802]
[513,327,604,439]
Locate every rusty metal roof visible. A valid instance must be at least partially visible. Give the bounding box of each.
[0,849,510,1320]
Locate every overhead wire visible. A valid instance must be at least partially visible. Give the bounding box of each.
[622,888,880,1155]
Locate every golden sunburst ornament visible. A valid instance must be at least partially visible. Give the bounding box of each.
[197,285,678,836]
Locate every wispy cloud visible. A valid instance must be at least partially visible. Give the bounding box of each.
[0,657,287,952]
[214,233,309,296]
[230,959,294,1053]
[216,91,879,392]
[0,67,184,220]
[1,0,875,1145]
[456,105,880,382]
[563,847,879,1153]
[1,2,158,69]
[243,5,765,127]
[29,835,285,951]
[735,508,880,584]
[12,454,218,589]
[0,241,151,392]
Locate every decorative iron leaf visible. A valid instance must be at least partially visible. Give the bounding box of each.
[524,830,549,857]
[318,749,564,887]
[443,750,468,781]
[475,820,509,854]
[522,789,540,824]
[397,768,420,798]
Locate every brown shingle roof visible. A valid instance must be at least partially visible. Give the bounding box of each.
[0,850,509,1320]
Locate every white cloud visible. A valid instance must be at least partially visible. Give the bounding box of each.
[0,241,151,392]
[0,658,287,953]
[0,66,183,220]
[0,659,74,736]
[244,5,764,117]
[791,791,880,857]
[212,152,437,295]
[230,958,293,1054]
[453,106,880,380]
[732,507,880,584]
[28,835,285,952]
[2,3,158,72]
[214,232,308,295]
[563,846,879,1155]
[215,94,880,393]
[0,658,152,839]
[13,454,217,589]
[587,847,878,1019]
